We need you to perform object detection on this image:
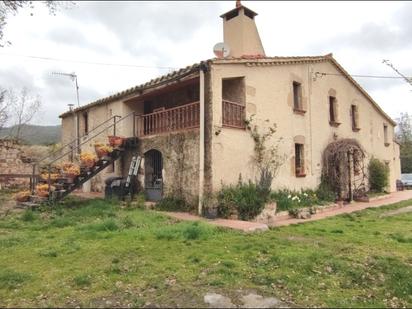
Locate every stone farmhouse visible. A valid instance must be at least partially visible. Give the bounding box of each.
[59,2,401,213]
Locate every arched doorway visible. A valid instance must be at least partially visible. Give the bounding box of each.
[144,149,163,201]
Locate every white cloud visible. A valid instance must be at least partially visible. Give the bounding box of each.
[0,0,411,125]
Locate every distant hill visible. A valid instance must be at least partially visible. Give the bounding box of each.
[0,124,61,145]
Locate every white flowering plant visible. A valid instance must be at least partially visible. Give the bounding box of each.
[270,189,320,212]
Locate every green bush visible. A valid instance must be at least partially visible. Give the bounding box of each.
[217,182,265,220]
[368,158,389,192]
[316,179,336,203]
[156,196,190,212]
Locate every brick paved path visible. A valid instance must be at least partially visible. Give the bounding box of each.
[164,190,412,231]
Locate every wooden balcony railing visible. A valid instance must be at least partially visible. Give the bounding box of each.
[222,100,246,129]
[136,101,200,137]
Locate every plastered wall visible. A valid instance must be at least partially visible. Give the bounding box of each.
[209,61,401,192]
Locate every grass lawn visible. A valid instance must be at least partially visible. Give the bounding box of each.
[0,195,411,308]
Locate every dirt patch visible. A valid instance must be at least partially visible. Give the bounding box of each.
[380,205,412,217]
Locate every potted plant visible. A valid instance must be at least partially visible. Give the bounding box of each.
[40,173,59,183]
[108,135,125,147]
[36,184,56,198]
[94,143,113,159]
[80,152,97,169]
[61,162,80,183]
[14,191,31,202]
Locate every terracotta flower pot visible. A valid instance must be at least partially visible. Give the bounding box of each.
[15,192,30,202]
[37,190,49,198]
[95,147,109,159]
[108,136,125,147]
[63,173,77,183]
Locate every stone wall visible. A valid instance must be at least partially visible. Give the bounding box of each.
[0,139,34,188]
[137,130,200,205]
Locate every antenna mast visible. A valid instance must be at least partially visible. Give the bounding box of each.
[52,71,80,107]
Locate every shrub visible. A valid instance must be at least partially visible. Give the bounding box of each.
[216,186,238,218]
[156,196,190,212]
[316,178,336,203]
[368,158,389,192]
[217,182,265,220]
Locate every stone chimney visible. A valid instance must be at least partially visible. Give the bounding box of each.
[220,1,265,58]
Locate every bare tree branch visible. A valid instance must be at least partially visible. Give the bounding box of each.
[4,87,41,141]
[0,88,8,129]
[0,1,72,47]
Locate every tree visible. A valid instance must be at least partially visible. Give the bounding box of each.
[0,88,8,129]
[0,1,67,47]
[396,112,412,173]
[5,87,41,141]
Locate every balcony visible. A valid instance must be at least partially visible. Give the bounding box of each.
[222,100,246,129]
[136,101,200,137]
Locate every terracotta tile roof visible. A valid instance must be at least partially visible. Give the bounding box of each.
[59,62,202,118]
[60,54,395,126]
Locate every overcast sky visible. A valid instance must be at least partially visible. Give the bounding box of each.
[0,1,411,126]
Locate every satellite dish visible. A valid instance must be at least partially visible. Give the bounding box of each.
[213,42,230,58]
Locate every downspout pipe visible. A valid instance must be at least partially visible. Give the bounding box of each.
[198,62,208,215]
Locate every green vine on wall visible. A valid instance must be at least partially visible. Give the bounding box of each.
[245,115,286,198]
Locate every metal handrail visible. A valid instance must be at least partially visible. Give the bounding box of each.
[36,115,121,165]
[47,112,135,166]
[31,111,136,195]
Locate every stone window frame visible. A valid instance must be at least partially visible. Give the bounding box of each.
[294,142,306,177]
[328,95,341,127]
[292,81,306,115]
[350,104,360,132]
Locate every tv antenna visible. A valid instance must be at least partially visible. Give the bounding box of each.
[382,59,412,88]
[52,71,80,107]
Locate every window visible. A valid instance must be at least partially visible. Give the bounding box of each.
[329,96,339,126]
[351,105,360,131]
[295,143,305,177]
[83,112,88,135]
[384,124,390,146]
[293,81,304,113]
